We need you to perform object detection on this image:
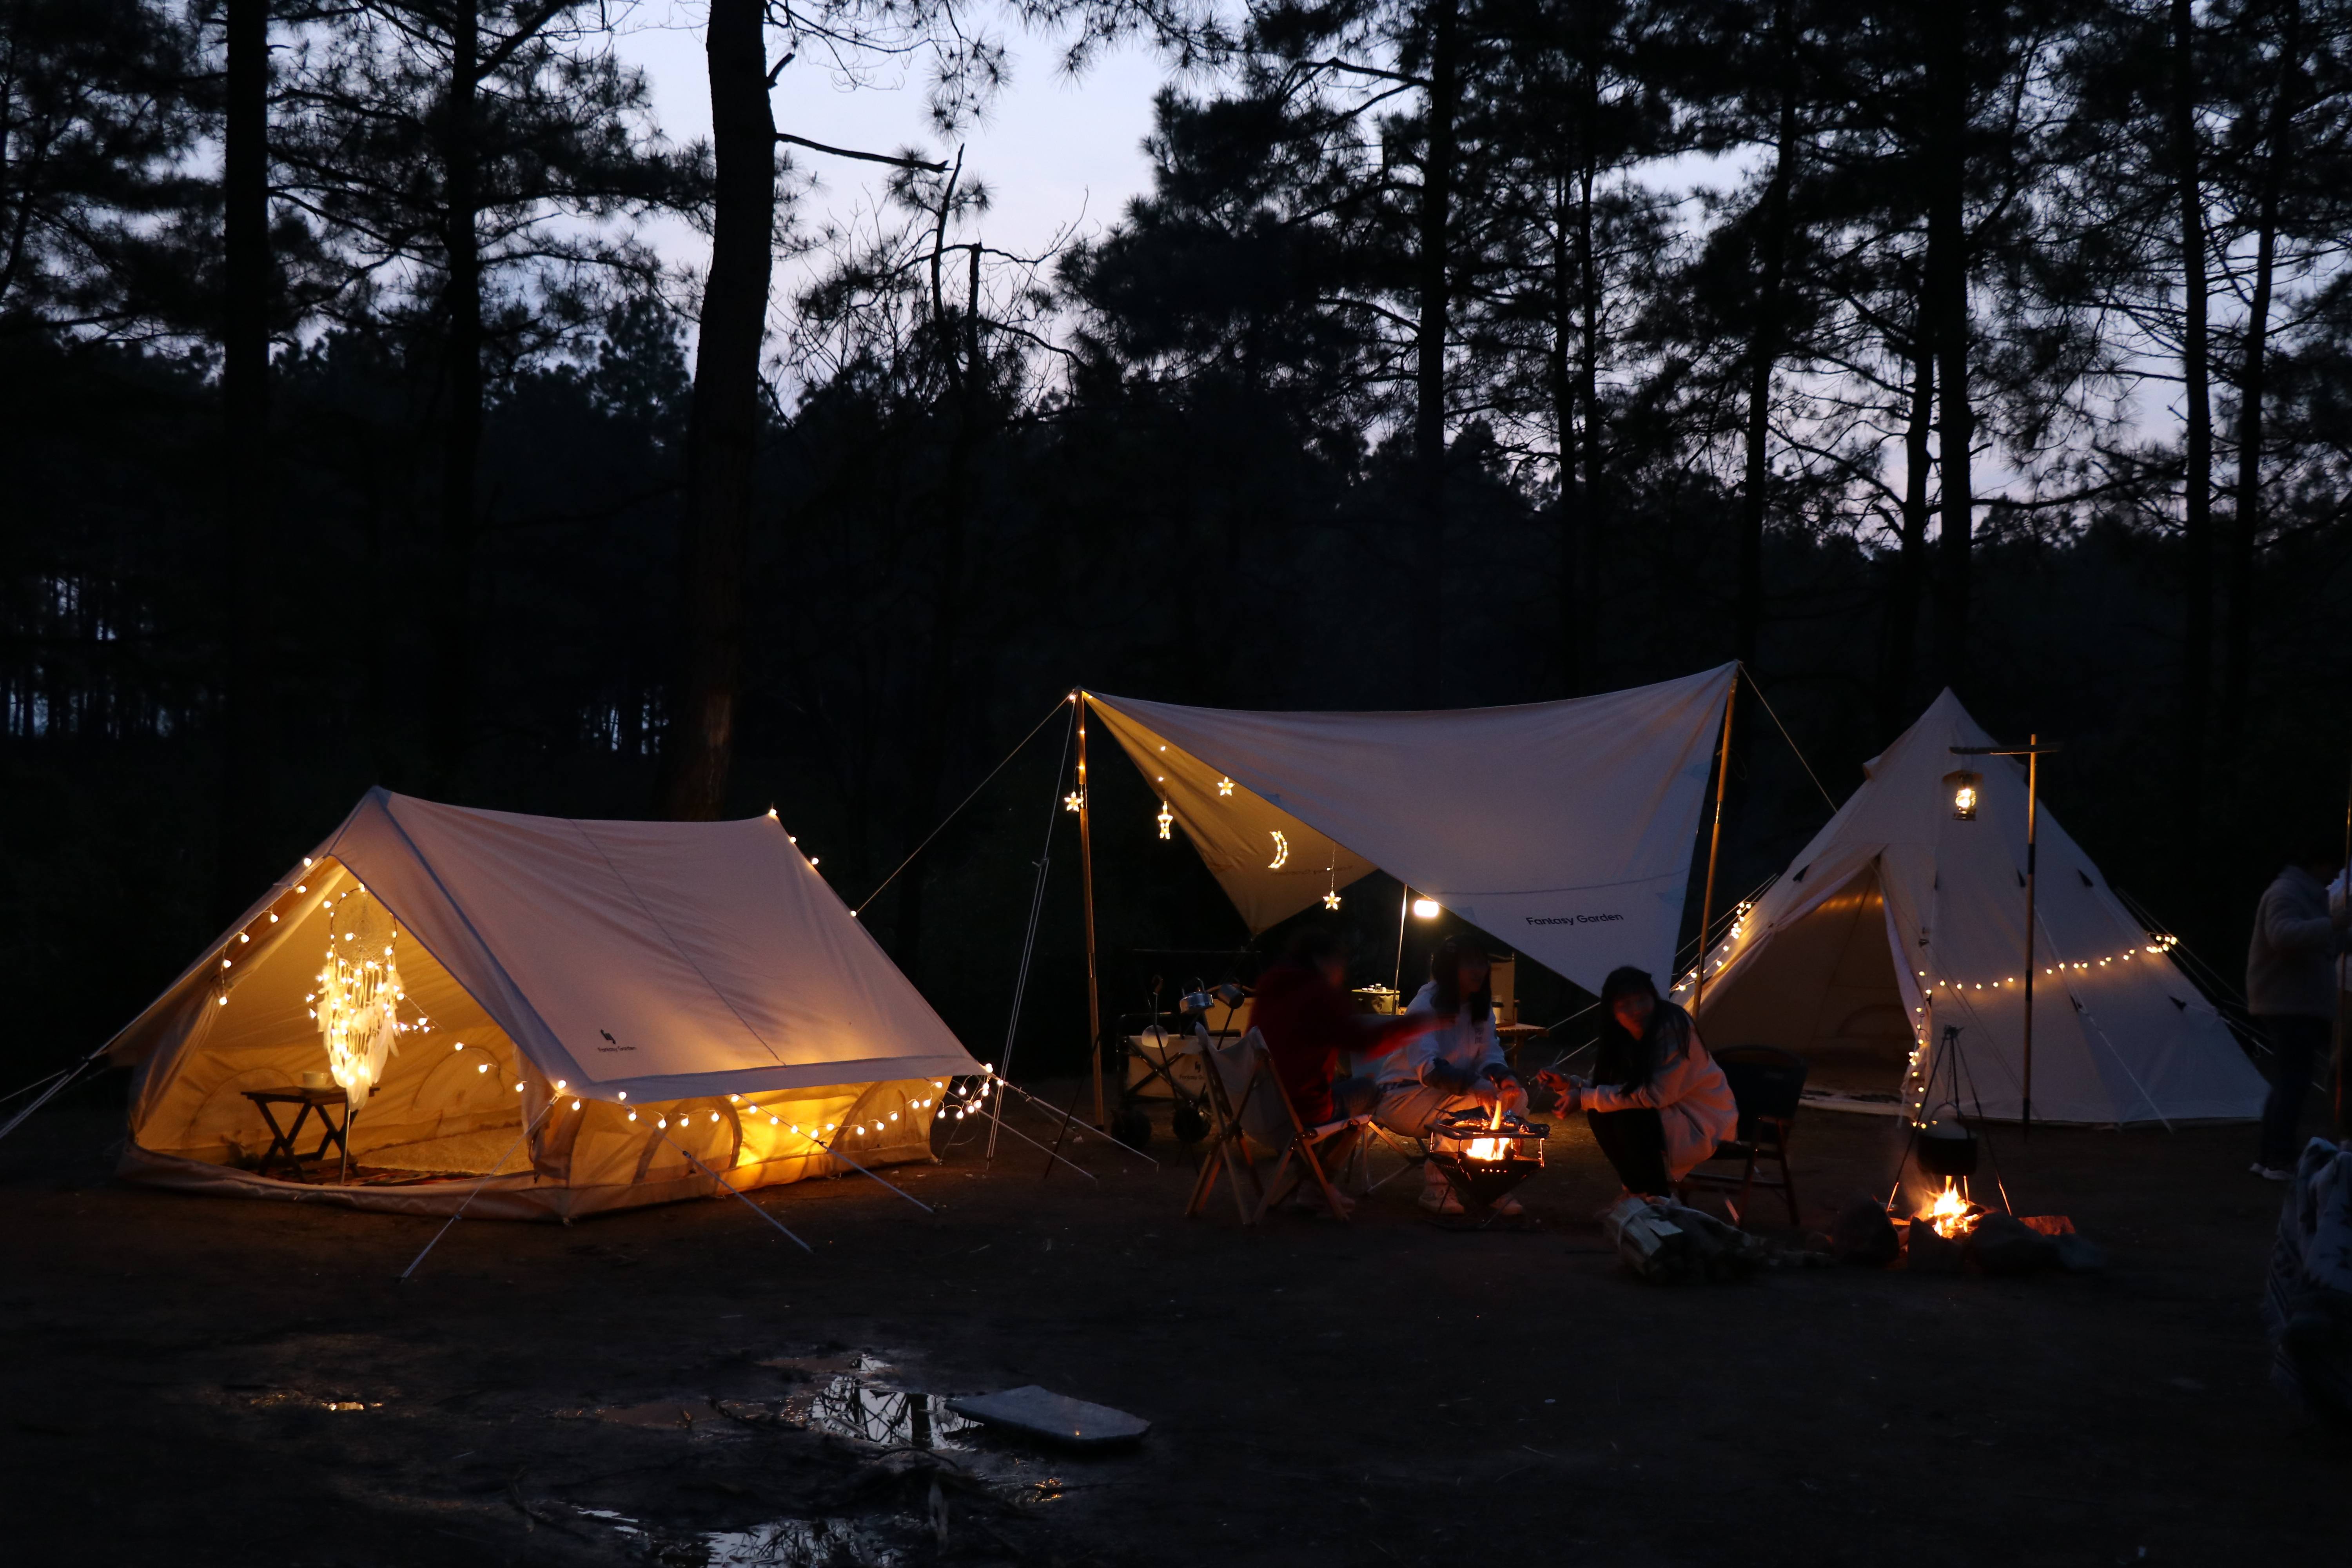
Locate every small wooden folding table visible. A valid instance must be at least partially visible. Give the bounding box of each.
[243,1086,355,1182]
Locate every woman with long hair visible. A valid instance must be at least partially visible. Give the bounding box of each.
[1376,935,1526,1213]
[1541,966,1735,1197]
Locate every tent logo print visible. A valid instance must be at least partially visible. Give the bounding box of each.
[1523,913,1624,926]
[595,1029,636,1053]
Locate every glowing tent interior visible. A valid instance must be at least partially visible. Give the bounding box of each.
[1673,691,2265,1125]
[104,789,978,1218]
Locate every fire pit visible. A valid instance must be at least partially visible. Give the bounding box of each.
[1425,1105,1548,1220]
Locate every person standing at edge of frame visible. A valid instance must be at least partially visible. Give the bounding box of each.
[2247,835,2352,1181]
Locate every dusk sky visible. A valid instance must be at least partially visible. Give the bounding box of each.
[615,5,1178,293]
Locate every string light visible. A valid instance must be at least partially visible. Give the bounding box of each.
[1323,889,1342,910]
[1064,791,1084,813]
[1216,776,1234,797]
[1268,831,1289,870]
[1156,800,1173,840]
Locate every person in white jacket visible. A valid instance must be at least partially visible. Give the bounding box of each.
[1541,965,1736,1197]
[1376,938,1527,1213]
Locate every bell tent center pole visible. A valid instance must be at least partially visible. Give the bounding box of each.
[1953,735,2061,1134]
[1693,673,1737,1010]
[1076,693,1106,1129]
[2022,733,2040,1137]
[2338,744,2352,1138]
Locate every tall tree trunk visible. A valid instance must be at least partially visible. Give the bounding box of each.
[1735,12,1797,670]
[1927,1,1973,691]
[216,0,272,916]
[2172,0,2212,834]
[1549,173,1585,697]
[896,236,984,978]
[1879,324,1936,734]
[1575,88,1605,687]
[2226,0,2298,749]
[664,0,777,818]
[429,6,483,791]
[1414,0,1461,704]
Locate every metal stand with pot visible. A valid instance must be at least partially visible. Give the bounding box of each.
[1891,1024,2014,1223]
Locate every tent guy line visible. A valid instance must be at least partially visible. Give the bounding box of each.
[397,1100,557,1280]
[851,696,1072,917]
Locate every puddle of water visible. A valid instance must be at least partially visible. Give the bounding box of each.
[570,1505,902,1568]
[788,1374,976,1451]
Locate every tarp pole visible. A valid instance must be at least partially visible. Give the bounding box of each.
[1077,694,1105,1128]
[1693,675,1737,1009]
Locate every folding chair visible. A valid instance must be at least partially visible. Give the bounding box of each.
[1185,1027,1268,1224]
[1184,1029,1367,1225]
[1679,1044,1808,1227]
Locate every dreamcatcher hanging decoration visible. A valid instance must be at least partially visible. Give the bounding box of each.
[307,888,410,1108]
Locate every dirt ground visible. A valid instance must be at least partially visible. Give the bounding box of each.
[2,1076,2343,1568]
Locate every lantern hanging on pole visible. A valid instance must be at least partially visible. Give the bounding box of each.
[1944,769,1982,821]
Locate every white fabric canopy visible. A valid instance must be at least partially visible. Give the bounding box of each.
[1088,664,1737,991]
[1681,691,2265,1125]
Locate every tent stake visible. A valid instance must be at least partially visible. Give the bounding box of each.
[660,1132,814,1250]
[815,1134,938,1213]
[398,1102,553,1280]
[1076,693,1105,1128]
[1693,674,1737,1010]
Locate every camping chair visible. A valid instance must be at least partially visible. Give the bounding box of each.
[1679,1045,1808,1228]
[1185,1027,1269,1224]
[1184,1029,1367,1225]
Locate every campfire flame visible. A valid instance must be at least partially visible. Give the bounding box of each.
[1466,1102,1511,1162]
[1922,1179,1976,1239]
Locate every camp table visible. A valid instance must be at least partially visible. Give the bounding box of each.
[243,1087,355,1182]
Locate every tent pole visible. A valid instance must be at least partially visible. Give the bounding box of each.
[1077,694,1105,1128]
[2022,733,2039,1137]
[1393,884,1411,997]
[1693,675,1737,1010]
[2338,744,2352,1140]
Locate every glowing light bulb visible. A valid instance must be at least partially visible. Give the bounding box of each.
[1412,897,1441,919]
[616,1090,627,1101]
[477,1063,489,1074]
[238,933,249,944]
[454,1042,465,1051]
[269,913,278,923]
[554,1080,566,1091]
[657,1117,668,1129]
[570,1100,581,1111]
[628,1111,638,1121]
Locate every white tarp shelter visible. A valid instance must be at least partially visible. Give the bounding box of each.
[1085,664,1738,992]
[105,789,978,1218]
[1677,691,2265,1125]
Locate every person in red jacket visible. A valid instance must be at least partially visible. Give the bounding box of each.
[1252,928,1439,1129]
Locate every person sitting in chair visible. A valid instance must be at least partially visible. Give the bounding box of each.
[1251,927,1438,1214]
[1376,937,1527,1214]
[1541,966,1735,1198]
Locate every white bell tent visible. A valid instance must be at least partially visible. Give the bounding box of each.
[105,789,978,1218]
[1084,663,1740,992]
[1675,691,2265,1125]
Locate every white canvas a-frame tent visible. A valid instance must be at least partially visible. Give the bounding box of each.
[1080,664,1740,995]
[103,789,979,1218]
[1673,691,2265,1126]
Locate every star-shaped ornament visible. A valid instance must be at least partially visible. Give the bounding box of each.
[1322,890,1343,910]
[1216,776,1235,797]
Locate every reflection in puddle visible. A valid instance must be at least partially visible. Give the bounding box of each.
[788,1373,976,1451]
[706,1517,900,1567]
[572,1506,901,1567]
